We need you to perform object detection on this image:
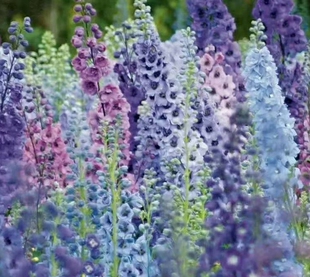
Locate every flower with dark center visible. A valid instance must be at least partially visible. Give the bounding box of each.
[150,81,159,90]
[172,109,179,117]
[206,126,213,133]
[170,136,178,147]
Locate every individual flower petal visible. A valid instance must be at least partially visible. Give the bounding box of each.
[81,80,98,96]
[81,66,102,82]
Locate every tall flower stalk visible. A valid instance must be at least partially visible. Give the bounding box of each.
[243,19,303,276]
[0,18,33,211]
[253,0,310,189]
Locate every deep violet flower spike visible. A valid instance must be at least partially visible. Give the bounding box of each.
[113,22,145,157]
[198,106,260,277]
[0,18,32,111]
[187,0,236,54]
[0,20,32,211]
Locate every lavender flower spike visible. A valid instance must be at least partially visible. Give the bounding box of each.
[243,19,303,276]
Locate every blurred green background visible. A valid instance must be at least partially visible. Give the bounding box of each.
[0,0,309,50]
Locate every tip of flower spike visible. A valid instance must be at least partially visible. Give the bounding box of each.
[249,19,267,49]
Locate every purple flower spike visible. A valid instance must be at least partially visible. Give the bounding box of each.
[187,0,247,103]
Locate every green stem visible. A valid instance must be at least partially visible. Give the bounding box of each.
[51,254,59,277]
[107,126,120,277]
[179,43,197,275]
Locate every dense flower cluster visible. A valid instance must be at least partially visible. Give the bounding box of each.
[113,22,145,159]
[199,46,237,131]
[22,86,73,189]
[0,18,33,210]
[197,104,262,277]
[24,31,84,122]
[187,0,247,103]
[1,0,310,277]
[71,1,133,186]
[243,20,303,276]
[253,0,310,188]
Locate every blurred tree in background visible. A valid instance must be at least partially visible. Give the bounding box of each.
[0,0,309,51]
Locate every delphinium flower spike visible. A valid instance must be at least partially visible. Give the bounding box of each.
[189,51,225,161]
[187,0,246,102]
[194,28,264,274]
[198,45,242,153]
[198,104,264,277]
[253,0,310,189]
[50,2,160,277]
[158,28,208,186]
[24,31,85,123]
[113,21,146,177]
[153,28,211,277]
[0,18,33,211]
[186,0,238,57]
[132,0,207,187]
[131,0,168,184]
[243,19,303,276]
[71,0,133,185]
[21,85,68,235]
[71,2,112,103]
[131,2,211,276]
[22,86,73,191]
